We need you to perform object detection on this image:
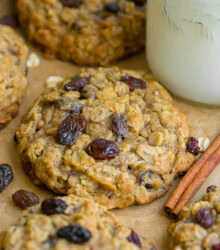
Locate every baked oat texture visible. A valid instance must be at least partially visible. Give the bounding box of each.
[0,195,154,249]
[16,67,195,209]
[168,186,220,250]
[16,0,146,66]
[0,25,29,127]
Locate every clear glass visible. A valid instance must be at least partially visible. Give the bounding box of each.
[146,0,220,105]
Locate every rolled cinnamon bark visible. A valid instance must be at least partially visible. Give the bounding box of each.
[173,146,220,216]
[164,135,220,218]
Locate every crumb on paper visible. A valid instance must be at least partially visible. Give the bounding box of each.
[198,137,210,152]
[26,53,40,68]
[46,76,64,88]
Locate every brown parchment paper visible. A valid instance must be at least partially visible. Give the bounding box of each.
[0,1,219,249]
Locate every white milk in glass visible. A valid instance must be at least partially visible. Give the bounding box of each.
[147,0,220,105]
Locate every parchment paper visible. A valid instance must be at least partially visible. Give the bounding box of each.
[0,1,219,249]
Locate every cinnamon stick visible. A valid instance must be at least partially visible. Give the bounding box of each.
[173,146,220,216]
[164,135,220,217]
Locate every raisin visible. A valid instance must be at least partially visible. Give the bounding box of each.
[129,0,147,6]
[64,76,90,92]
[121,75,146,90]
[75,114,86,131]
[60,0,83,7]
[140,171,152,184]
[207,185,217,193]
[0,15,19,27]
[139,171,164,190]
[105,3,118,14]
[57,115,86,146]
[0,164,13,192]
[57,116,79,146]
[12,189,39,210]
[57,225,92,243]
[41,198,68,215]
[212,243,220,250]
[127,230,142,248]
[112,114,128,140]
[187,137,200,155]
[196,208,213,228]
[86,139,119,160]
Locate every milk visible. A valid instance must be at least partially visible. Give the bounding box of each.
[147,0,220,105]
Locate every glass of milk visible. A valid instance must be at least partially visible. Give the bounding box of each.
[146,0,220,105]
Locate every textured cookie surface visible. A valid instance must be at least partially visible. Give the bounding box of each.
[168,186,220,250]
[16,67,194,209]
[16,0,145,66]
[0,195,153,249]
[0,25,29,127]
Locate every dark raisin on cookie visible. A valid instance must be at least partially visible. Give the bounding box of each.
[71,114,86,131]
[0,15,19,27]
[0,164,13,192]
[41,198,68,215]
[64,76,90,92]
[56,115,86,146]
[207,185,217,193]
[196,208,213,228]
[112,114,128,140]
[57,225,92,243]
[139,171,164,190]
[187,137,200,155]
[212,243,220,250]
[12,189,39,210]
[86,139,119,160]
[60,0,83,8]
[121,75,146,90]
[105,3,118,14]
[127,229,142,248]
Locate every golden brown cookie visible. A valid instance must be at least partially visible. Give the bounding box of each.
[0,194,154,249]
[0,25,29,127]
[168,186,220,250]
[15,67,194,209]
[16,0,146,66]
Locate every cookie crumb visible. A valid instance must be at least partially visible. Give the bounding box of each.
[46,76,64,88]
[27,53,40,67]
[198,137,210,152]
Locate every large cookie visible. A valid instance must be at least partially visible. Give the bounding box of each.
[16,67,194,209]
[0,195,154,249]
[0,25,29,127]
[168,186,220,250]
[16,0,146,66]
